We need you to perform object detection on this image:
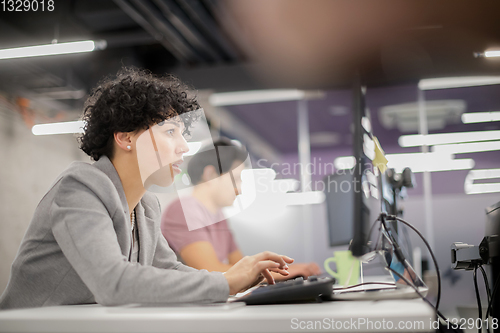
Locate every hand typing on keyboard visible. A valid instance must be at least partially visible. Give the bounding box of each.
[223,251,294,295]
[234,276,336,305]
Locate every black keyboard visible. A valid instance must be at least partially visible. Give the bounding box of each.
[233,276,336,305]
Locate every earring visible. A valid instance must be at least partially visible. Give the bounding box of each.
[127,145,131,150]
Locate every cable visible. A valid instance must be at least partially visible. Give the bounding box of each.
[379,219,419,287]
[478,266,491,333]
[473,265,483,333]
[392,216,442,311]
[485,273,500,326]
[332,281,396,291]
[478,265,492,305]
[385,266,461,333]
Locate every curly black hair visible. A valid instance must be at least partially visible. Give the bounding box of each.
[78,67,200,161]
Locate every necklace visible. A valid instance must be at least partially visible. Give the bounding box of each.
[131,209,136,232]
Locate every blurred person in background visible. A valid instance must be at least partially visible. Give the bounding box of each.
[161,138,321,281]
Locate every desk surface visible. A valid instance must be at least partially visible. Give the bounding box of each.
[0,299,436,333]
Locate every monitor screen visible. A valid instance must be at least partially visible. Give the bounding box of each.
[324,170,381,247]
[324,80,382,254]
[350,80,381,258]
[485,201,500,320]
[324,171,354,247]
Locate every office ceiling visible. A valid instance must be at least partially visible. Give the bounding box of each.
[1,0,500,154]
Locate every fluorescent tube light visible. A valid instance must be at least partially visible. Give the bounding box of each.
[419,76,500,90]
[0,40,106,60]
[399,130,500,147]
[484,50,500,58]
[209,89,324,106]
[31,122,206,161]
[432,141,500,154]
[465,168,500,194]
[461,111,500,124]
[334,152,474,173]
[386,152,474,173]
[32,121,85,135]
[334,156,356,170]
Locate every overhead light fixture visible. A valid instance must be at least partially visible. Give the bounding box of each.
[33,121,204,154]
[432,140,500,154]
[379,100,465,132]
[418,76,500,90]
[385,152,474,173]
[484,50,500,58]
[33,121,204,156]
[334,156,356,170]
[461,111,500,124]
[0,40,106,60]
[464,168,500,194]
[32,121,85,135]
[398,130,500,147]
[33,88,87,100]
[334,152,474,173]
[209,89,324,106]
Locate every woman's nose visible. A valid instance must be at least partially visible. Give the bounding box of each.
[178,135,190,154]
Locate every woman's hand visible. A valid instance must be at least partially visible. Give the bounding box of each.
[223,251,294,295]
[274,262,322,281]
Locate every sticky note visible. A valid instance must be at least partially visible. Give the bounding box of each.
[372,136,388,174]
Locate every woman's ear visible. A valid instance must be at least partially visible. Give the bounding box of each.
[114,132,133,152]
[201,165,218,182]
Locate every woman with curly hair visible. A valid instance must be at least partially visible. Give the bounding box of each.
[0,68,292,310]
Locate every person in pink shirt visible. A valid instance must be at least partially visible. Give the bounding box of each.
[161,138,321,280]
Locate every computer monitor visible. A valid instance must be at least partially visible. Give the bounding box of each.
[350,79,380,258]
[485,201,500,320]
[324,81,427,290]
[324,171,355,247]
[324,79,382,254]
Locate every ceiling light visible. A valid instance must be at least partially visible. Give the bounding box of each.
[33,89,87,100]
[334,152,474,173]
[379,100,465,132]
[432,141,500,154]
[334,156,356,170]
[484,50,500,58]
[385,152,474,173]
[465,168,500,194]
[32,121,85,135]
[33,122,206,156]
[209,89,323,106]
[461,111,500,124]
[399,130,500,147]
[418,76,500,90]
[0,40,106,60]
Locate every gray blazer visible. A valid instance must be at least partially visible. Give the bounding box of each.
[0,156,229,310]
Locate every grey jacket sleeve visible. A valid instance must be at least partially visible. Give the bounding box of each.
[151,197,205,273]
[50,175,229,306]
[153,229,199,273]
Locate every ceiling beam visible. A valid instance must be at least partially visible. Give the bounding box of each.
[113,0,189,64]
[175,0,239,61]
[152,0,223,63]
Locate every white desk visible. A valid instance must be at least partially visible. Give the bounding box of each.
[0,300,435,333]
